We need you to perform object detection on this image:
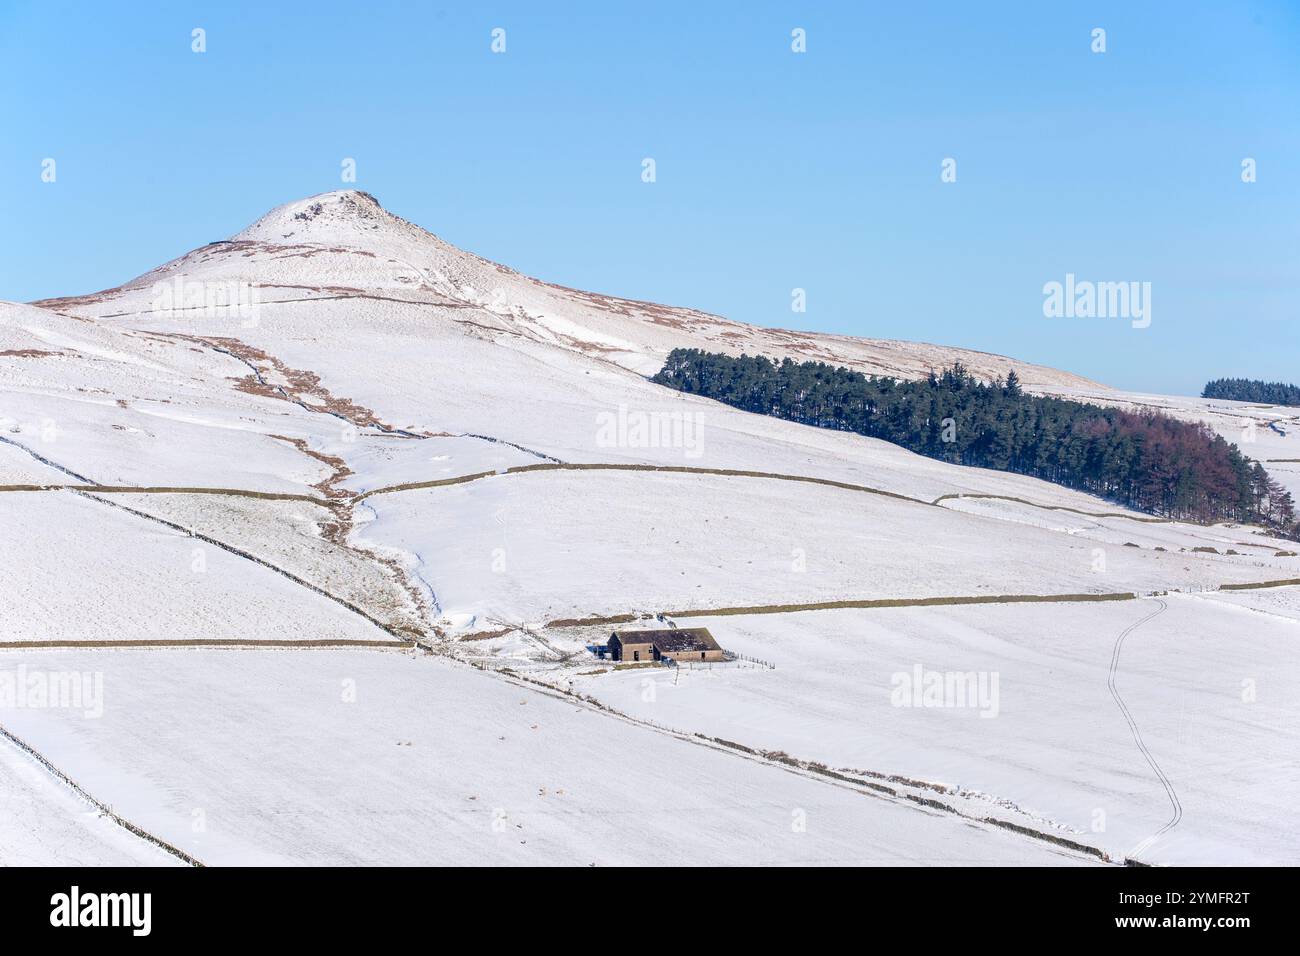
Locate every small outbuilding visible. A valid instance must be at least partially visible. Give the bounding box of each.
[606,627,724,663]
[606,631,656,663]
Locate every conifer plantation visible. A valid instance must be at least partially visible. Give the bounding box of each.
[655,349,1297,536]
[1203,378,1300,407]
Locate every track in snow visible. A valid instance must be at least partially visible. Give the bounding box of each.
[1106,598,1182,859]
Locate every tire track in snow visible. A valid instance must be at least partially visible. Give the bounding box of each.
[1106,598,1182,860]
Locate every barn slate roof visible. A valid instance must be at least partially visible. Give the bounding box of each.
[610,628,720,653]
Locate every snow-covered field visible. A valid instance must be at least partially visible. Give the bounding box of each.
[0,649,1090,866]
[533,595,1300,866]
[0,738,181,866]
[3,189,1296,865]
[357,468,1299,629]
[0,492,398,645]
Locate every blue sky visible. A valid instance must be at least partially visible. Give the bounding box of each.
[1,1,1296,394]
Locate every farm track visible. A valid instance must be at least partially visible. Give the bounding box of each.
[1106,599,1182,860]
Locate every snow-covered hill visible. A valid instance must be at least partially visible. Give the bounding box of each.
[38,190,1104,387]
[3,190,1298,866]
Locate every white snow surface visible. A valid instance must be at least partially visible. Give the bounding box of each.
[2,189,1296,865]
[0,649,1090,866]
[557,596,1300,866]
[0,740,180,866]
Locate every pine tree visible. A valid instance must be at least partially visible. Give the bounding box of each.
[652,349,1297,538]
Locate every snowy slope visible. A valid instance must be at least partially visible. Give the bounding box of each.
[0,649,1092,866]
[38,190,1102,390]
[0,741,181,866]
[548,596,1300,866]
[0,492,401,645]
[2,189,1296,866]
[356,469,1298,630]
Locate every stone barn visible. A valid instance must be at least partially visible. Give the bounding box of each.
[606,630,656,663]
[606,627,724,663]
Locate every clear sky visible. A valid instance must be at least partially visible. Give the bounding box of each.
[1,1,1296,395]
